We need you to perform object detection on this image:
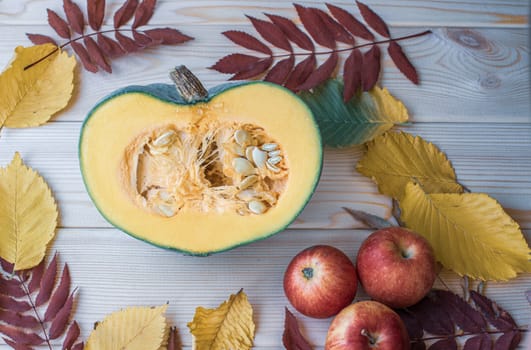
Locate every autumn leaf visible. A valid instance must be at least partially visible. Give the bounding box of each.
[400,182,531,280]
[299,79,409,147]
[188,289,255,350]
[0,44,76,128]
[356,132,463,200]
[0,153,58,271]
[85,305,168,350]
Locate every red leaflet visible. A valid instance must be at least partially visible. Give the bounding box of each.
[0,295,32,313]
[84,36,112,72]
[63,0,85,35]
[113,0,139,28]
[343,49,362,101]
[62,321,80,350]
[132,0,156,29]
[325,3,374,41]
[0,309,39,328]
[294,4,335,49]
[494,330,521,350]
[26,34,57,46]
[463,333,491,350]
[167,327,179,350]
[264,56,295,85]
[3,337,34,350]
[47,9,70,39]
[88,0,106,30]
[143,28,194,45]
[313,8,355,45]
[49,292,75,340]
[282,308,312,350]
[72,342,84,350]
[356,1,390,38]
[28,259,46,294]
[284,54,316,91]
[265,14,314,51]
[388,41,419,84]
[470,291,517,332]
[44,264,71,322]
[223,31,272,55]
[247,16,292,52]
[0,258,14,274]
[97,33,126,57]
[361,45,381,91]
[0,275,25,298]
[115,31,141,52]
[433,290,486,333]
[210,54,262,74]
[0,325,44,345]
[35,254,58,307]
[298,52,338,90]
[133,30,153,47]
[230,57,273,80]
[430,338,458,350]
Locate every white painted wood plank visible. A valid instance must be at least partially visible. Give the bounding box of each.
[1,228,529,348]
[0,122,530,230]
[0,0,527,27]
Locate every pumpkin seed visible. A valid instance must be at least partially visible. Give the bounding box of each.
[234,130,251,147]
[228,143,245,157]
[268,156,282,165]
[245,146,256,162]
[251,148,268,170]
[148,144,169,155]
[268,150,281,157]
[248,200,267,214]
[239,175,258,190]
[266,161,281,173]
[157,204,175,217]
[232,157,254,176]
[261,143,278,151]
[236,189,257,201]
[153,130,176,147]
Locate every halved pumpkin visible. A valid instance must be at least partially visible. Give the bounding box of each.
[79,69,322,255]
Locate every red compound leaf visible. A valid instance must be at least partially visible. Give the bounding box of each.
[47,9,70,39]
[63,0,85,34]
[113,0,139,28]
[388,41,419,84]
[356,0,390,38]
[88,0,106,30]
[223,30,272,55]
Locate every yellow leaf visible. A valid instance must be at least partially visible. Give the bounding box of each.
[85,305,168,350]
[0,44,76,128]
[0,153,58,270]
[188,289,255,350]
[357,131,463,200]
[400,182,531,281]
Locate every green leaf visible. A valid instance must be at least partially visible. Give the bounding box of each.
[299,79,409,147]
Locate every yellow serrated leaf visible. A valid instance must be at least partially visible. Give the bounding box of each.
[369,86,409,125]
[85,305,168,350]
[0,44,76,128]
[188,289,255,350]
[400,182,531,281]
[0,152,58,270]
[357,131,463,200]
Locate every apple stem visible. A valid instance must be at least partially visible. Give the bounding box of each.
[301,267,313,280]
[360,328,377,345]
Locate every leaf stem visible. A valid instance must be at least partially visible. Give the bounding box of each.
[23,28,140,71]
[272,30,432,59]
[16,274,53,350]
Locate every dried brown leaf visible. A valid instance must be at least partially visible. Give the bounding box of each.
[27,259,46,294]
[361,45,380,91]
[265,14,314,51]
[326,3,374,41]
[113,0,138,28]
[0,295,32,313]
[388,41,419,84]
[62,321,81,350]
[264,55,294,85]
[0,325,44,345]
[26,34,57,46]
[49,292,75,340]
[494,330,521,350]
[463,334,491,350]
[230,57,273,80]
[356,1,390,38]
[282,308,312,350]
[298,52,338,90]
[210,54,262,74]
[44,264,71,322]
[115,31,141,52]
[47,9,70,39]
[284,54,316,91]
[35,254,58,307]
[294,4,335,49]
[63,0,85,35]
[84,36,112,72]
[247,16,291,52]
[313,7,355,44]
[143,27,193,45]
[132,0,156,29]
[343,49,362,101]
[223,30,272,55]
[97,33,125,58]
[88,0,106,30]
[429,338,457,350]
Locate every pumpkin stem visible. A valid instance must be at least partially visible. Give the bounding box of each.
[170,66,209,103]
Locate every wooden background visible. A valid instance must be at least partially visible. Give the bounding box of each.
[0,0,529,348]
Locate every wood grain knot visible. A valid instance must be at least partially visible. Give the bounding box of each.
[446,29,489,51]
[480,74,501,89]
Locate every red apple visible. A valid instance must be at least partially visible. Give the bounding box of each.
[356,227,437,308]
[325,300,409,350]
[283,245,358,318]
